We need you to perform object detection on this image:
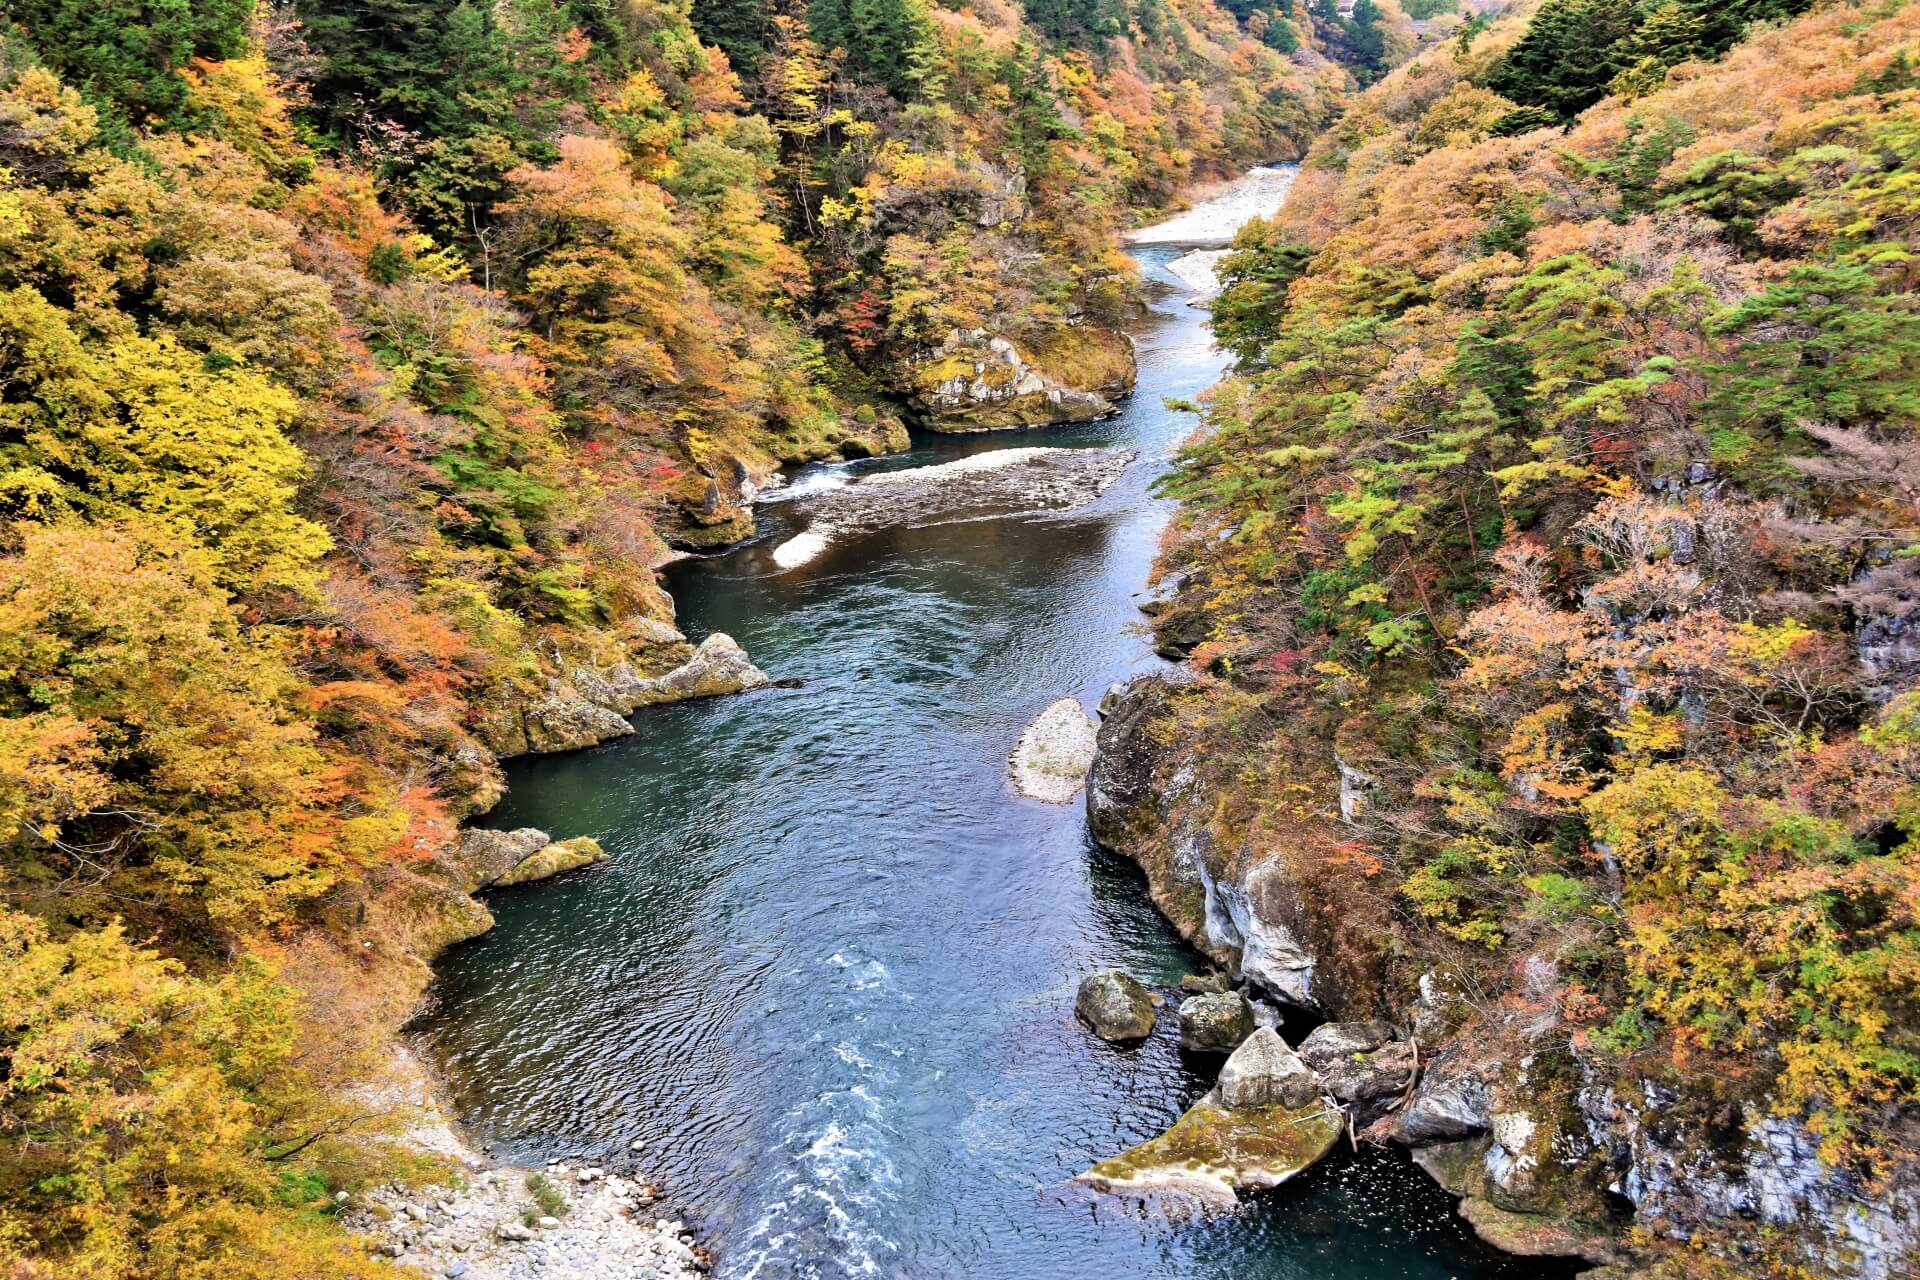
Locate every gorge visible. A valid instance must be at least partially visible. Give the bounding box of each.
[4,0,1918,1277]
[413,171,1566,1279]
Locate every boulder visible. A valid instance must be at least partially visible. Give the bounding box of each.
[1177,992,1255,1054]
[1394,1060,1492,1145]
[1011,697,1098,803]
[1296,1020,1416,1123]
[1215,1027,1321,1110]
[615,633,769,708]
[1074,969,1157,1042]
[494,836,607,887]
[1077,1027,1338,1212]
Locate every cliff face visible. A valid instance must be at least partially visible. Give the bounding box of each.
[1088,669,1920,1278]
[905,324,1139,431]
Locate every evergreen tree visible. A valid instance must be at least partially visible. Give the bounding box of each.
[1213,239,1313,365]
[293,0,582,242]
[4,0,251,132]
[691,0,775,75]
[812,0,939,97]
[1483,0,1641,119]
[1347,0,1388,82]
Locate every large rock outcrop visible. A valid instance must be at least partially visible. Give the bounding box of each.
[478,632,769,759]
[492,835,606,887]
[906,325,1135,431]
[440,828,608,893]
[604,633,770,708]
[1086,675,1378,1013]
[1077,1028,1339,1212]
[443,827,553,895]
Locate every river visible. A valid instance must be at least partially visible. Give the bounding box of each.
[413,168,1574,1280]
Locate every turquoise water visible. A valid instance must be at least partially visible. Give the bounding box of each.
[414,247,1577,1280]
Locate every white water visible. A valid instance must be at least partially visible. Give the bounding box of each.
[1124,163,1300,247]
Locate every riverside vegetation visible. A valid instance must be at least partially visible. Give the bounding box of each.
[0,0,1407,1273]
[1092,0,1920,1275]
[3,0,1913,1276]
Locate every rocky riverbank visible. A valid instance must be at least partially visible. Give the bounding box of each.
[1082,668,1920,1277]
[344,1054,709,1280]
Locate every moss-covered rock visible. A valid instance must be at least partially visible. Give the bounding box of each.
[1079,1027,1338,1211]
[1078,1096,1341,1211]
[904,324,1136,431]
[494,836,607,887]
[1075,968,1158,1042]
[1177,991,1256,1054]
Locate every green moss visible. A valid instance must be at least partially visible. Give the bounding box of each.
[1086,1099,1341,1190]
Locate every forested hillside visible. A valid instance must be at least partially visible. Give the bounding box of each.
[1114,0,1920,1273]
[0,0,1377,1272]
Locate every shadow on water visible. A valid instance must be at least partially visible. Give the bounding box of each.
[413,242,1584,1280]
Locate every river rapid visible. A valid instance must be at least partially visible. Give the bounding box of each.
[415,168,1575,1280]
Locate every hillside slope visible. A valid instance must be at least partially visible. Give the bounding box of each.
[1104,1,1920,1275]
[0,0,1376,1273]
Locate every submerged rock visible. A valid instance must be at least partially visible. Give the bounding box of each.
[1177,992,1255,1054]
[1457,1197,1629,1265]
[1011,697,1099,803]
[1075,969,1158,1042]
[769,447,1136,570]
[494,836,607,887]
[1078,1028,1337,1211]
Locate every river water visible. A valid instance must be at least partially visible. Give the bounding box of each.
[415,170,1573,1280]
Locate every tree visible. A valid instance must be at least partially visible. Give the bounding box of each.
[0,911,392,1280]
[1484,0,1644,119]
[690,0,774,75]
[1211,235,1313,364]
[0,524,400,927]
[0,288,331,594]
[3,0,252,131]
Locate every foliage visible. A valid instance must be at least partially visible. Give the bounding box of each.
[0,0,1368,1270]
[1153,0,1920,1176]
[1484,0,1814,120]
[0,912,390,1279]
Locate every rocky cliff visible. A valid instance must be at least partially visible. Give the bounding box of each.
[904,324,1138,431]
[1088,669,1920,1278]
